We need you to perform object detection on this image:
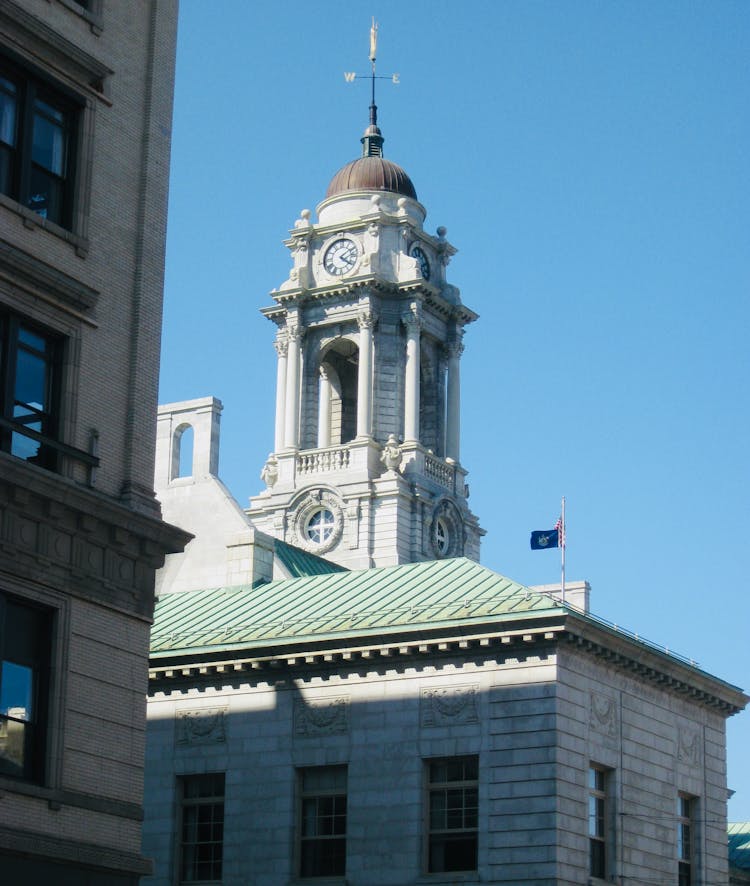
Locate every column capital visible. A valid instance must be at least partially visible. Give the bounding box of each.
[319,364,329,380]
[402,304,422,333]
[273,333,288,358]
[444,339,464,360]
[286,321,305,344]
[357,308,377,330]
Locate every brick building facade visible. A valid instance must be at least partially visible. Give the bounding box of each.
[0,1,188,882]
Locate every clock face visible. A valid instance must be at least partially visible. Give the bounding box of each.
[323,238,358,276]
[409,244,431,281]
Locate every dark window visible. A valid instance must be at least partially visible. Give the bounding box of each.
[427,756,478,873]
[678,794,694,886]
[179,773,225,883]
[0,593,52,783]
[299,765,347,878]
[0,57,78,229]
[0,311,62,470]
[589,766,608,878]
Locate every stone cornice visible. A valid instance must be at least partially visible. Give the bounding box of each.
[148,608,747,715]
[561,611,748,715]
[0,237,99,319]
[0,0,113,98]
[0,453,192,620]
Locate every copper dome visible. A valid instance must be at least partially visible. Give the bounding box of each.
[325,155,417,200]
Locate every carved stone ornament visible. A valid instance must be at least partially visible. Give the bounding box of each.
[677,728,701,765]
[294,695,349,737]
[273,334,288,358]
[286,320,304,344]
[443,338,465,361]
[380,434,403,473]
[260,454,278,488]
[589,692,618,738]
[421,685,479,727]
[176,708,227,746]
[402,304,422,333]
[289,488,344,554]
[357,308,376,330]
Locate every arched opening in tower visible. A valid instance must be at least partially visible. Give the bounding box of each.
[318,340,359,447]
[419,347,444,456]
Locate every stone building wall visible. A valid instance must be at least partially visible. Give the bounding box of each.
[144,635,735,885]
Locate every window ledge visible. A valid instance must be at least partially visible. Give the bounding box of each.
[0,193,90,258]
[288,879,348,886]
[416,875,479,884]
[54,0,104,36]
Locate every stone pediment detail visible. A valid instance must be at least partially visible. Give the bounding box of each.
[590,691,618,737]
[294,695,350,737]
[175,708,227,746]
[421,684,479,727]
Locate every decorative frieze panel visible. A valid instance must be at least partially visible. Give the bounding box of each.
[421,684,479,727]
[677,727,701,765]
[589,691,618,738]
[176,708,227,746]
[294,695,349,737]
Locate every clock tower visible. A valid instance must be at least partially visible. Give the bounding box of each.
[247,92,483,569]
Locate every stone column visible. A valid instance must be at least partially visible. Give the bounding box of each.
[445,337,464,462]
[283,320,303,449]
[317,365,332,448]
[356,309,375,439]
[402,307,421,443]
[273,332,288,452]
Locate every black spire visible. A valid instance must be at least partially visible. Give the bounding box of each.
[360,19,384,158]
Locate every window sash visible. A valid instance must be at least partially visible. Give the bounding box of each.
[0,594,51,782]
[0,312,61,470]
[298,766,347,878]
[179,774,225,884]
[588,766,609,879]
[0,58,76,229]
[426,756,479,874]
[677,795,694,885]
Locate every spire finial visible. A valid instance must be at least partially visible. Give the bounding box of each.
[344,21,400,159]
[363,18,383,157]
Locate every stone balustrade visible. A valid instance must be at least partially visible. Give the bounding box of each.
[297,445,351,475]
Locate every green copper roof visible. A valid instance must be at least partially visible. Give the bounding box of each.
[272,539,348,579]
[729,822,750,870]
[150,557,561,658]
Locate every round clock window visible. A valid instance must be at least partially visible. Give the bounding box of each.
[434,517,450,556]
[305,507,336,545]
[409,244,430,281]
[323,238,358,277]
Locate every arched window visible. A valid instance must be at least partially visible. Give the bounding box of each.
[319,340,358,447]
[172,423,194,479]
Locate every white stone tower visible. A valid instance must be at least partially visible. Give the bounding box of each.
[247,93,483,569]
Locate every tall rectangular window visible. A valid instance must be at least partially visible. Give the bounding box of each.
[588,765,609,879]
[0,310,61,470]
[298,765,347,878]
[678,794,694,886]
[0,57,77,230]
[178,773,225,884]
[0,593,52,783]
[426,756,478,873]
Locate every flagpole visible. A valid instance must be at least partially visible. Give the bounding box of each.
[561,496,566,606]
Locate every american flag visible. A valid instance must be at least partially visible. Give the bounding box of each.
[554,516,565,547]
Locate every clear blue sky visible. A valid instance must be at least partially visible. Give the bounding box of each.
[160,1,750,820]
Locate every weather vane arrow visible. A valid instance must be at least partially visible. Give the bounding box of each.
[344,19,400,86]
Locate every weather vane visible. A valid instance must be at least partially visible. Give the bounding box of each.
[344,18,400,104]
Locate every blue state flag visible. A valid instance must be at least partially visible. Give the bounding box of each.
[530,528,560,550]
